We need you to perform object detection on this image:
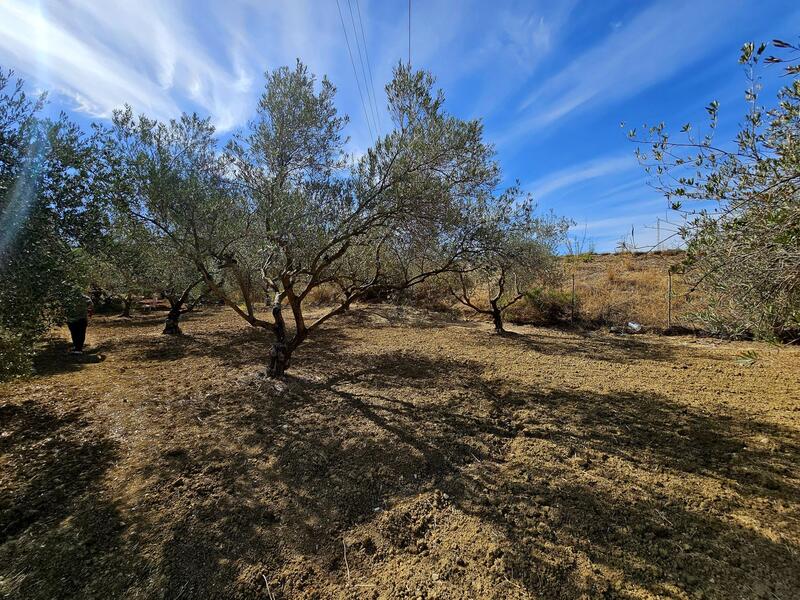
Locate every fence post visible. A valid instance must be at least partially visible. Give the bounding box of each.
[667,269,672,329]
[571,274,576,322]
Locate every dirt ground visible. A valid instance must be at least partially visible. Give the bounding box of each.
[1,307,798,599]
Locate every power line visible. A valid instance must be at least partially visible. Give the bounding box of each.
[407,0,411,67]
[346,0,380,136]
[335,0,375,141]
[353,0,383,134]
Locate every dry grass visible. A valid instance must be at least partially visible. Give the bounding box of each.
[417,252,692,332]
[564,251,690,330]
[304,282,343,306]
[256,251,692,333]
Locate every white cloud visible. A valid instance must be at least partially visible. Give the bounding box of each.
[0,0,578,145]
[505,0,731,141]
[527,154,636,200]
[0,0,357,132]
[0,2,179,119]
[0,1,254,130]
[582,214,649,233]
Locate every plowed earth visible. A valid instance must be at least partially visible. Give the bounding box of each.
[1,307,798,599]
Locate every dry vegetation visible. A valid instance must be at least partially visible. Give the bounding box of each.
[562,251,689,331]
[1,307,798,599]
[393,251,692,333]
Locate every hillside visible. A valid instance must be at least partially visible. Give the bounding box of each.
[563,251,689,331]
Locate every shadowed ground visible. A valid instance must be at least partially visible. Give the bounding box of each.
[1,307,798,599]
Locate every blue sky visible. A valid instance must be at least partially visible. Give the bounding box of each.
[1,0,797,251]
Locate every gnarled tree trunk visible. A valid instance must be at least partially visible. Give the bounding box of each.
[162,303,183,335]
[162,279,203,336]
[490,299,504,334]
[268,296,289,377]
[120,294,133,318]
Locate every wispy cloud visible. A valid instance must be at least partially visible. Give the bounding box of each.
[0,1,256,130]
[527,154,637,200]
[455,0,577,119]
[0,2,178,120]
[505,0,731,142]
[0,0,357,132]
[582,214,653,233]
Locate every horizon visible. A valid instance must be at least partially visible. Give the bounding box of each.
[1,0,797,251]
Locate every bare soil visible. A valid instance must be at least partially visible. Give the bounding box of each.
[1,307,798,599]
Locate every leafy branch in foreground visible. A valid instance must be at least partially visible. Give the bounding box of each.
[629,39,800,340]
[0,68,105,376]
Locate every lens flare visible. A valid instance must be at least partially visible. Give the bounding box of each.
[0,1,50,264]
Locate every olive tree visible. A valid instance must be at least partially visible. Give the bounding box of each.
[108,62,505,376]
[630,40,800,339]
[90,214,160,317]
[90,217,209,332]
[151,242,210,335]
[0,69,103,377]
[449,197,568,333]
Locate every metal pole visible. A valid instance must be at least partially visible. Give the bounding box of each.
[571,274,576,322]
[667,270,672,329]
[408,0,411,67]
[657,218,661,252]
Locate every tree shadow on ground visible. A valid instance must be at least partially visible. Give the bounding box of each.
[134,326,268,366]
[0,401,149,599]
[93,314,167,328]
[118,344,799,598]
[9,313,798,598]
[498,328,687,364]
[31,339,106,377]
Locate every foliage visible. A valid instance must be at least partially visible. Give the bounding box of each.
[0,69,101,376]
[106,61,512,374]
[88,213,160,313]
[449,201,569,332]
[0,327,35,379]
[630,40,800,340]
[2,58,574,377]
[516,287,575,324]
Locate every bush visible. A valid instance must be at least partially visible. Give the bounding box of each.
[506,288,573,325]
[0,328,34,380]
[631,41,800,341]
[397,277,455,313]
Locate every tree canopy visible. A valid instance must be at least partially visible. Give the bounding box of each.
[102,61,534,375]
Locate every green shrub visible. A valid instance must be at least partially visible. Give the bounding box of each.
[0,328,34,380]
